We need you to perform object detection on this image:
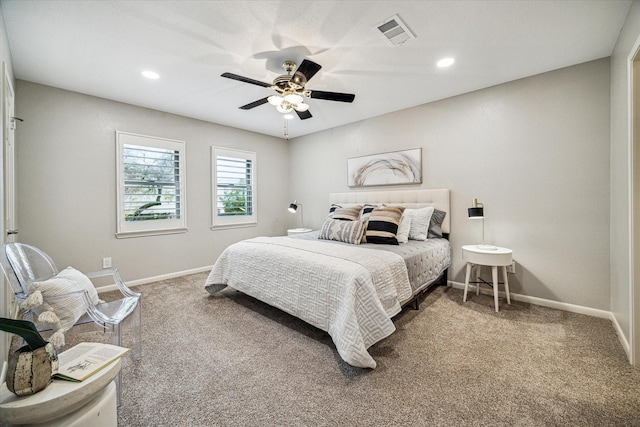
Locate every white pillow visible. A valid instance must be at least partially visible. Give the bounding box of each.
[396,215,412,244]
[404,207,435,241]
[23,266,100,347]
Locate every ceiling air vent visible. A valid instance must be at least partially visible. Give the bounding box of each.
[375,14,416,46]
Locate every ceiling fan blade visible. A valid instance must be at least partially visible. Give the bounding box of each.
[309,90,355,103]
[239,97,269,110]
[295,109,312,120]
[221,72,272,88]
[295,59,322,82]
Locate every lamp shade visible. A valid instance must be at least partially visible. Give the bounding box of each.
[288,202,298,213]
[468,207,484,218]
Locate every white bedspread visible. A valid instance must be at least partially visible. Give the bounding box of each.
[204,236,413,368]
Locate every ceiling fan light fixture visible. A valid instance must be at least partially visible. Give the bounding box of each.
[268,95,283,106]
[276,103,293,113]
[284,93,303,104]
[288,71,307,90]
[294,103,309,112]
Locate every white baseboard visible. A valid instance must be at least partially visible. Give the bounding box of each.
[449,280,631,362]
[449,281,611,319]
[96,265,213,293]
[610,311,632,362]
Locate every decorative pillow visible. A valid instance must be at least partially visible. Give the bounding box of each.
[330,205,363,221]
[328,204,341,215]
[428,209,447,238]
[404,206,435,241]
[363,206,405,245]
[319,217,364,244]
[360,204,378,219]
[396,215,412,244]
[358,204,380,242]
[21,266,101,348]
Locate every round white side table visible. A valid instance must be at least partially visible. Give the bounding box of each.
[287,228,313,236]
[462,245,513,312]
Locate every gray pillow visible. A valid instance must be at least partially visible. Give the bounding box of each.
[428,209,447,238]
[319,217,364,244]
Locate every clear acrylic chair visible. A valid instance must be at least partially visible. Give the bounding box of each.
[0,242,141,404]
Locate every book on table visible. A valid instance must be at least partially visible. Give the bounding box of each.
[53,342,130,382]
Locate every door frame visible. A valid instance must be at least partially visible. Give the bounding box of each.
[630,39,640,368]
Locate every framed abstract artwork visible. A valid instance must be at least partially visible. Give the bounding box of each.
[347,148,422,187]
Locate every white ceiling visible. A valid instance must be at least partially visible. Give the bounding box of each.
[0,0,632,140]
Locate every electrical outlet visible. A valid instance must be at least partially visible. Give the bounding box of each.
[102,257,112,269]
[506,261,516,274]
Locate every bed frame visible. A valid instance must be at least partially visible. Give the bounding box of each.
[329,188,451,310]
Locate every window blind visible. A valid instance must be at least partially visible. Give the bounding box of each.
[123,144,181,222]
[215,155,253,216]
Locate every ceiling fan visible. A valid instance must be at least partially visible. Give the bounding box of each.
[221,59,355,120]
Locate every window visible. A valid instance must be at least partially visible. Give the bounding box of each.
[116,132,187,238]
[211,146,257,229]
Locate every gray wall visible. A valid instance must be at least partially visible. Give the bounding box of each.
[610,0,640,361]
[289,58,611,310]
[15,81,289,283]
[10,51,617,314]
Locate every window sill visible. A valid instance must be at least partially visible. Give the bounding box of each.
[210,222,257,231]
[116,228,188,239]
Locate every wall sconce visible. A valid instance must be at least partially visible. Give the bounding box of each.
[468,198,496,250]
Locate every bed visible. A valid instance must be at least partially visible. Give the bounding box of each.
[205,189,451,368]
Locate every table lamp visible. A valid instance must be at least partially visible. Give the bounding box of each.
[468,198,496,250]
[288,200,305,229]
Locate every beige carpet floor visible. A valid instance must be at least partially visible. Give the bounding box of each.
[87,272,640,426]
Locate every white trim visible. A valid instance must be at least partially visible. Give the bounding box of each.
[116,131,187,238]
[612,310,631,358]
[627,31,640,367]
[450,280,611,319]
[210,222,256,231]
[450,280,630,354]
[210,146,257,229]
[95,265,213,293]
[116,227,188,239]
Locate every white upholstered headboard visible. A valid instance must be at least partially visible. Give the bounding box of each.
[328,188,450,234]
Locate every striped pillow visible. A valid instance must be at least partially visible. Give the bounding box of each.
[328,204,341,215]
[363,206,405,245]
[360,204,378,219]
[319,217,364,244]
[359,204,380,242]
[330,205,363,221]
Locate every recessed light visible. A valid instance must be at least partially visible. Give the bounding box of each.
[141,70,160,79]
[437,57,455,68]
[283,114,294,120]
